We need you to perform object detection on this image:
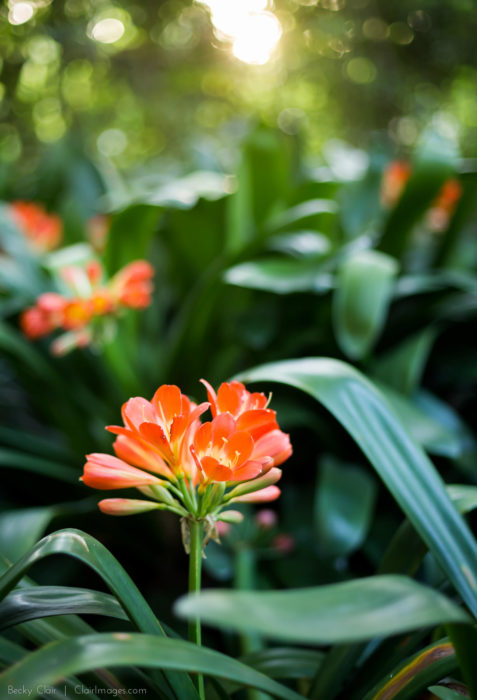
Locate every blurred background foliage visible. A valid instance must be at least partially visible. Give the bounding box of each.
[0,0,477,186]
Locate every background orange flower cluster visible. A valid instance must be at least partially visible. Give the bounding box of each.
[20,259,154,355]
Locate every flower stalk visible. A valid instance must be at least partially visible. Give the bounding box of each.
[188,518,205,700]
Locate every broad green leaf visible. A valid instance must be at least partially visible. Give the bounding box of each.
[176,575,469,644]
[267,231,331,258]
[0,559,137,699]
[238,126,295,232]
[103,204,160,274]
[0,633,303,700]
[0,586,127,630]
[140,171,229,208]
[226,153,254,253]
[0,529,162,632]
[237,358,477,616]
[43,242,95,275]
[373,327,437,395]
[315,456,377,557]
[333,250,398,359]
[224,258,333,294]
[266,199,338,232]
[429,685,469,699]
[0,528,197,700]
[364,639,456,700]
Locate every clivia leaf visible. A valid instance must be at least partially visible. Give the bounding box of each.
[237,358,477,617]
[314,456,377,558]
[363,639,457,700]
[333,250,398,359]
[0,529,197,700]
[0,633,303,700]
[428,687,469,700]
[0,586,127,630]
[224,258,333,295]
[176,575,469,644]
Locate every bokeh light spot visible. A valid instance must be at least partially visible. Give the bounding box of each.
[8,1,35,25]
[198,1,281,65]
[97,128,128,157]
[90,18,125,44]
[346,57,377,84]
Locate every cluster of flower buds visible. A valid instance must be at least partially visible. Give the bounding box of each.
[20,259,154,355]
[81,381,292,546]
[380,161,462,231]
[9,201,63,252]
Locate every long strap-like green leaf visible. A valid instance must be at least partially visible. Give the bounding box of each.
[238,358,477,617]
[0,528,198,700]
[0,633,304,700]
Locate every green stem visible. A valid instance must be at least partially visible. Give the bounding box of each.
[234,547,264,700]
[188,519,205,700]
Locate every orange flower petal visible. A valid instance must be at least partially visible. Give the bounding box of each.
[224,430,253,466]
[236,409,278,440]
[194,422,212,454]
[230,459,263,482]
[216,381,243,414]
[82,458,161,489]
[201,456,232,482]
[139,422,175,463]
[252,429,292,468]
[122,397,157,431]
[152,384,182,424]
[200,379,218,417]
[113,434,171,478]
[210,413,236,445]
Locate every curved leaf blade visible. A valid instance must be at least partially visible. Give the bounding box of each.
[364,639,456,700]
[0,529,197,700]
[333,250,398,359]
[0,633,303,700]
[0,587,127,630]
[224,258,333,295]
[176,575,469,644]
[237,358,477,617]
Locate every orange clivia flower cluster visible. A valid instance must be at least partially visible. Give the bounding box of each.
[82,381,292,529]
[20,259,154,354]
[380,160,412,208]
[10,201,63,252]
